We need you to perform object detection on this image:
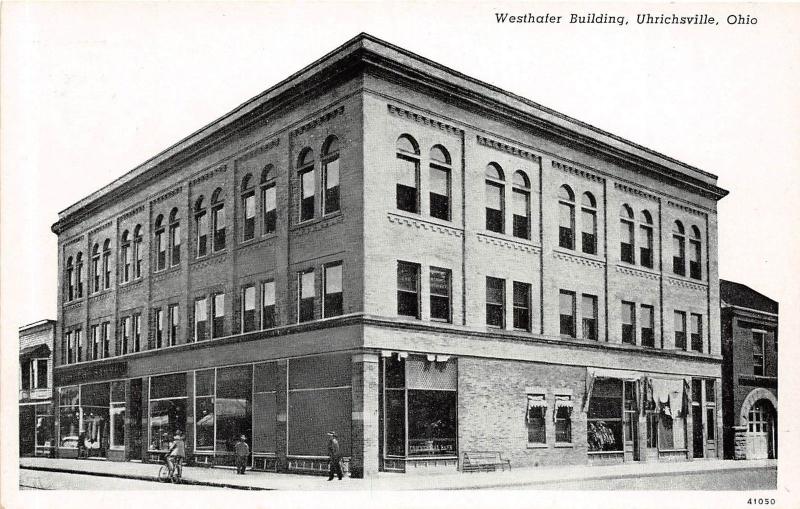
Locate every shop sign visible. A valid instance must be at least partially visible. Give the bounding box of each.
[55,361,127,386]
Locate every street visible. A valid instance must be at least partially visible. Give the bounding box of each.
[19,469,222,490]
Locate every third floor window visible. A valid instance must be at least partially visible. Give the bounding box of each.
[323,136,341,216]
[485,164,505,234]
[429,146,451,221]
[558,185,575,249]
[395,135,420,214]
[512,171,531,240]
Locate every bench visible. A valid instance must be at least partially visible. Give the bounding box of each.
[461,451,511,472]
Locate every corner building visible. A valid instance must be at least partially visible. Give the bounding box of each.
[51,34,728,477]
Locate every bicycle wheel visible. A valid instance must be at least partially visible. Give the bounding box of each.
[158,465,170,483]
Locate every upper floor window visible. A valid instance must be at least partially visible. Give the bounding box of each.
[323,262,343,318]
[672,221,686,276]
[639,211,654,269]
[21,358,49,390]
[674,310,687,350]
[101,322,110,358]
[690,313,703,352]
[211,293,225,338]
[261,279,276,329]
[621,301,635,345]
[120,231,131,283]
[485,164,505,234]
[195,197,208,258]
[559,290,576,337]
[64,330,74,364]
[620,204,635,264]
[512,171,531,239]
[558,185,575,249]
[154,214,167,271]
[322,136,341,215]
[241,174,256,241]
[241,284,256,333]
[91,243,101,293]
[133,225,143,278]
[211,188,226,252]
[582,294,597,341]
[298,269,315,322]
[689,225,702,280]
[169,208,181,267]
[641,305,655,348]
[298,148,315,222]
[193,298,206,342]
[66,256,75,301]
[429,145,451,221]
[261,165,277,235]
[395,135,420,213]
[581,192,597,254]
[75,252,84,298]
[513,281,531,331]
[154,308,164,348]
[121,316,131,354]
[752,331,765,376]
[486,276,505,328]
[168,303,180,346]
[102,239,112,290]
[397,261,420,319]
[132,314,141,353]
[430,266,452,323]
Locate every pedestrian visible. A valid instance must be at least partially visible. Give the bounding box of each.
[77,431,87,459]
[234,434,250,475]
[326,431,343,481]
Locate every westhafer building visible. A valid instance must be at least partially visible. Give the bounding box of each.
[51,34,728,477]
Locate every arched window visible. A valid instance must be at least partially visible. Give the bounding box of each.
[169,208,181,266]
[261,165,276,235]
[91,243,101,292]
[66,256,75,301]
[297,148,315,222]
[620,204,635,264]
[75,252,84,298]
[512,170,531,239]
[558,185,575,249]
[154,215,166,271]
[102,239,112,290]
[429,145,451,221]
[241,173,255,241]
[395,135,420,213]
[195,196,208,257]
[639,211,654,269]
[211,188,226,252]
[322,136,341,215]
[133,225,143,278]
[485,163,505,233]
[581,192,597,254]
[672,220,686,276]
[121,231,131,283]
[689,225,702,280]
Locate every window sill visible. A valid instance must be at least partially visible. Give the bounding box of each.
[554,443,574,448]
[526,443,548,449]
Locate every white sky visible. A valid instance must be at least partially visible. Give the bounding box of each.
[2,1,799,504]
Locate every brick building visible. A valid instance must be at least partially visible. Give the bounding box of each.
[19,319,56,457]
[720,280,778,460]
[51,34,728,477]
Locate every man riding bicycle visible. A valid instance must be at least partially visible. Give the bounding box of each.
[166,431,186,479]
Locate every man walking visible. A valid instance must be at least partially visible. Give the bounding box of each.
[326,431,343,481]
[234,434,250,475]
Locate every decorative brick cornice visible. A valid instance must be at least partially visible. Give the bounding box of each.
[291,106,345,138]
[63,300,84,312]
[666,276,707,292]
[476,233,539,253]
[153,267,181,283]
[615,264,660,282]
[387,104,462,136]
[476,135,540,162]
[552,250,606,269]
[190,165,227,187]
[191,252,227,271]
[387,213,464,238]
[88,291,113,304]
[88,221,113,237]
[291,213,345,235]
[118,205,146,222]
[667,200,707,218]
[552,160,604,183]
[118,279,145,295]
[150,186,183,205]
[64,235,85,247]
[237,137,281,165]
[614,182,659,203]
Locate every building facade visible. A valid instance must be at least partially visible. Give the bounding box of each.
[720,280,778,460]
[20,319,56,457]
[51,34,728,477]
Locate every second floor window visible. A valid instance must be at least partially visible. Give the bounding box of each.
[121,316,131,354]
[193,298,206,342]
[485,276,505,328]
[298,269,315,322]
[212,293,225,338]
[558,185,575,249]
[620,205,635,264]
[261,165,277,234]
[101,322,110,358]
[641,305,654,348]
[429,267,451,322]
[396,135,420,213]
[513,281,531,331]
[261,280,275,329]
[621,301,635,345]
[559,290,575,337]
[690,313,703,352]
[242,285,256,333]
[513,171,531,240]
[397,261,420,319]
[485,164,505,234]
[582,294,597,341]
[689,226,702,280]
[429,146,451,221]
[154,308,164,348]
[674,311,687,350]
[168,303,180,346]
[581,193,597,255]
[753,331,765,376]
[639,211,654,269]
[132,314,141,353]
[323,137,341,215]
[323,263,343,318]
[241,174,256,241]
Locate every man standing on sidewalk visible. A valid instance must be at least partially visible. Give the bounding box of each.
[326,431,343,481]
[234,434,250,475]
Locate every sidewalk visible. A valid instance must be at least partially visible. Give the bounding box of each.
[19,456,776,490]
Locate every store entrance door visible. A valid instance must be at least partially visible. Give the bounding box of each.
[128,379,143,461]
[692,405,704,458]
[746,401,772,460]
[20,405,36,456]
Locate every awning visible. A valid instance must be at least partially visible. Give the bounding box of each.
[583,367,645,412]
[650,378,685,418]
[20,344,50,360]
[527,395,547,408]
[553,397,573,422]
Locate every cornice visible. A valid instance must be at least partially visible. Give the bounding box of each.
[387,104,463,136]
[476,232,539,253]
[668,200,707,218]
[118,205,146,222]
[190,166,227,188]
[615,264,661,282]
[476,135,540,163]
[387,213,464,238]
[150,186,183,206]
[614,182,660,203]
[88,221,113,238]
[236,137,281,165]
[552,160,604,183]
[552,250,606,269]
[291,106,345,138]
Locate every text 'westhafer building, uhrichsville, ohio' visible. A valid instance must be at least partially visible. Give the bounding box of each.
[50,33,729,478]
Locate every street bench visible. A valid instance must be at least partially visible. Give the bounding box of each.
[461,451,511,472]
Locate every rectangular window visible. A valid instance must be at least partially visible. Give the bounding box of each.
[121,316,131,355]
[641,305,655,348]
[581,294,598,340]
[705,380,716,440]
[323,263,343,318]
[621,220,635,263]
[90,324,99,359]
[193,299,206,342]
[170,224,181,266]
[526,395,547,445]
[168,303,179,346]
[621,301,635,345]
[689,240,702,279]
[243,193,256,240]
[154,309,164,348]
[430,267,452,322]
[261,280,275,329]
[429,165,450,221]
[673,235,686,276]
[156,230,166,271]
[485,182,504,233]
[262,185,276,234]
[639,225,653,268]
[103,252,111,289]
[92,257,101,292]
[21,361,31,390]
[559,202,574,249]
[512,189,530,239]
[559,290,575,337]
[396,156,418,213]
[555,395,573,443]
[75,329,82,362]
[242,285,256,332]
[690,313,703,352]
[588,378,624,452]
[36,359,48,388]
[133,239,142,278]
[101,322,110,358]
[298,269,315,322]
[581,209,596,254]
[133,314,141,352]
[674,311,687,350]
[300,169,315,222]
[753,331,764,376]
[212,293,224,338]
[513,282,531,331]
[212,206,226,251]
[324,158,340,215]
[397,262,420,319]
[486,277,505,328]
[197,213,208,257]
[65,331,73,364]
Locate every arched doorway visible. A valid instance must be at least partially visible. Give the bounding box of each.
[744,399,777,460]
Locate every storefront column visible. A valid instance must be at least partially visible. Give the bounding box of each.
[350,353,379,478]
[140,377,150,462]
[275,360,289,472]
[124,380,132,461]
[185,372,195,460]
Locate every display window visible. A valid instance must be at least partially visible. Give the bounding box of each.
[149,373,187,451]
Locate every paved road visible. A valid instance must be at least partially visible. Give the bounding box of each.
[20,469,222,490]
[502,467,777,490]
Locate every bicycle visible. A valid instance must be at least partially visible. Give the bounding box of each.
[158,456,184,484]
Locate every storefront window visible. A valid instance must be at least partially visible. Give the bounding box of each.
[408,390,456,456]
[149,373,187,451]
[648,378,687,451]
[215,365,252,460]
[82,382,110,454]
[253,362,277,453]
[36,403,54,449]
[384,356,406,457]
[59,386,80,448]
[587,378,623,452]
[195,369,215,452]
[110,381,126,450]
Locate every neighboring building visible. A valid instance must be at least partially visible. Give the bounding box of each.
[720,280,778,460]
[20,319,56,457]
[50,34,728,477]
